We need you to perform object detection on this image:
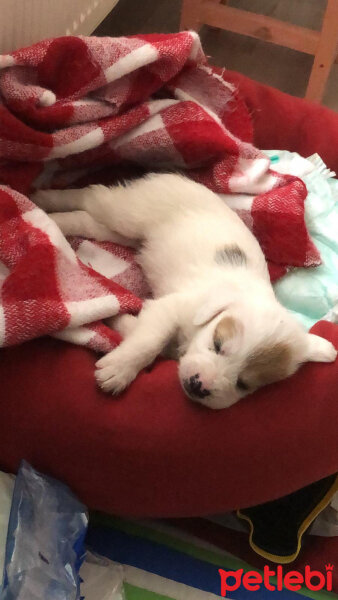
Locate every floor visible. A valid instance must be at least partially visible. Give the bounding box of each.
[95,0,338,111]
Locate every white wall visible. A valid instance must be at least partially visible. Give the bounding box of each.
[0,0,119,54]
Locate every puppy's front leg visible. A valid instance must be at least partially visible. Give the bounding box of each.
[95,294,182,394]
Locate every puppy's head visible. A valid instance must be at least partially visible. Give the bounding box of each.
[178,293,337,409]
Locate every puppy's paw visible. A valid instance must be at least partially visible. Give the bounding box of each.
[31,190,51,209]
[105,314,138,337]
[321,342,337,362]
[306,334,337,363]
[95,352,138,395]
[31,190,61,212]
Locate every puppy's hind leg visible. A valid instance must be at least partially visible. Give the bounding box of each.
[33,183,150,241]
[32,188,90,213]
[49,211,135,245]
[49,211,115,241]
[33,173,192,241]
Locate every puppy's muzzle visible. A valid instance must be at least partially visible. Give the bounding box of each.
[183,373,210,399]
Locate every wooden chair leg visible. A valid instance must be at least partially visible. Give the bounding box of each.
[207,0,229,32]
[180,0,229,32]
[305,0,338,103]
[180,0,203,31]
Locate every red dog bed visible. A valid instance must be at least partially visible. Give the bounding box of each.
[0,320,337,517]
[0,35,338,517]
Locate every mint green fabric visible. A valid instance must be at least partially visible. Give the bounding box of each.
[266,150,338,330]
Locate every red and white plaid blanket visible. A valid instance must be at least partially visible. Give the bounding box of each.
[0,32,320,350]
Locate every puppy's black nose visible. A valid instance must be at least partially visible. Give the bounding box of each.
[183,373,210,399]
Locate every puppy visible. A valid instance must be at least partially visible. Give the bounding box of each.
[33,174,337,409]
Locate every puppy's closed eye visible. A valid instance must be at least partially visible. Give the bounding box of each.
[236,377,249,392]
[214,339,222,354]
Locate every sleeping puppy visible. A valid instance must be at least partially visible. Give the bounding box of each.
[33,174,337,409]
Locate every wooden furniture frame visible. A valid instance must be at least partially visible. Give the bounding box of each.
[180,0,338,103]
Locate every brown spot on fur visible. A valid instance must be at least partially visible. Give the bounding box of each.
[215,244,247,267]
[241,343,292,389]
[213,316,241,349]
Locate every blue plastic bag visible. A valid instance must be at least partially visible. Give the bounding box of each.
[0,461,88,600]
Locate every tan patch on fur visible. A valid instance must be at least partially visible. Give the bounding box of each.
[241,343,292,389]
[213,316,240,346]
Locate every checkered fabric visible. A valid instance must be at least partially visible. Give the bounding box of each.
[0,32,320,349]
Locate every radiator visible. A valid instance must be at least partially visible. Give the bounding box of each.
[0,0,119,54]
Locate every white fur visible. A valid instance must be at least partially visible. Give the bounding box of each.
[33,174,337,409]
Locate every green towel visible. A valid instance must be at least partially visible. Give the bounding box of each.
[266,150,338,329]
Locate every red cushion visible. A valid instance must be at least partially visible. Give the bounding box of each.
[1,73,338,517]
[0,321,337,517]
[224,69,338,174]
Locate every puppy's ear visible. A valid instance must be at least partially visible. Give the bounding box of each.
[305,334,337,363]
[214,315,244,355]
[193,296,230,327]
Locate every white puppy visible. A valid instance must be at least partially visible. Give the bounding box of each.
[33,174,337,409]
